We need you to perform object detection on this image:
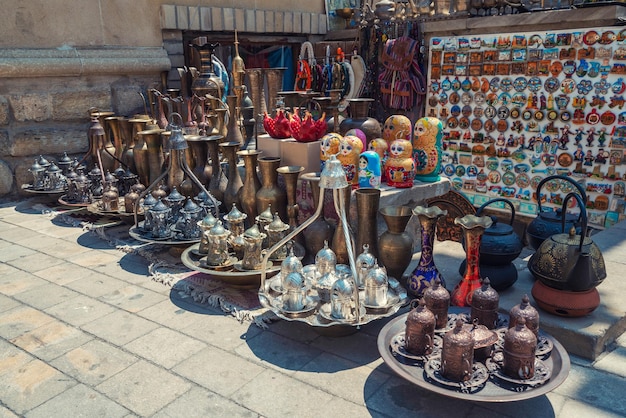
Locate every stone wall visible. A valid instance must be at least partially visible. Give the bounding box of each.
[0,1,328,198]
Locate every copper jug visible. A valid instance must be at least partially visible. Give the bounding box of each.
[509,294,540,337]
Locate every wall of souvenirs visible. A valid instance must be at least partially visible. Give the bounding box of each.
[426,26,626,228]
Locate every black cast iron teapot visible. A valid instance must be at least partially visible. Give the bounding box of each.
[528,192,606,292]
[526,175,587,250]
[474,198,523,266]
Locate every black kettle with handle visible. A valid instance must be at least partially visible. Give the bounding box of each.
[525,175,587,250]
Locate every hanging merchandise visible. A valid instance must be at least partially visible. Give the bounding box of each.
[295,42,315,91]
[351,47,368,97]
[429,26,626,228]
[378,35,426,110]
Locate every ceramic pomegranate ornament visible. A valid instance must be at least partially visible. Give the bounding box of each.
[383,114,413,143]
[289,111,327,143]
[320,132,342,171]
[412,117,443,182]
[385,137,415,188]
[263,109,291,139]
[337,134,364,187]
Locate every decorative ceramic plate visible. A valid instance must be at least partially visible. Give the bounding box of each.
[516,173,530,189]
[557,153,573,167]
[584,30,599,46]
[502,171,516,186]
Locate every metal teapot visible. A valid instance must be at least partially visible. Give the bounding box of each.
[526,175,586,250]
[475,198,523,266]
[528,192,606,292]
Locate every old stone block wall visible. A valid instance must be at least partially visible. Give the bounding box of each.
[0,74,163,196]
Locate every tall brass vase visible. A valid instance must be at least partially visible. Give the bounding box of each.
[207,135,226,208]
[331,185,354,265]
[245,68,267,134]
[118,117,136,173]
[301,172,334,260]
[136,129,164,186]
[277,165,305,229]
[105,116,124,170]
[186,135,211,192]
[265,67,286,112]
[238,149,262,225]
[379,206,414,282]
[130,117,151,185]
[220,141,243,210]
[355,188,380,260]
[256,156,287,221]
[225,95,244,146]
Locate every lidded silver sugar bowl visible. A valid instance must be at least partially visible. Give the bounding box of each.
[330,266,358,321]
[356,244,376,288]
[364,263,388,307]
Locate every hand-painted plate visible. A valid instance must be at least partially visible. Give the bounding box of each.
[502,171,516,186]
[584,30,599,46]
[516,173,530,188]
[557,153,573,167]
[488,170,501,184]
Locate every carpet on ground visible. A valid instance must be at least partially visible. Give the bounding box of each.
[33,201,276,328]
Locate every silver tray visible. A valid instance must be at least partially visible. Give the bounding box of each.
[377,307,570,402]
[181,243,280,288]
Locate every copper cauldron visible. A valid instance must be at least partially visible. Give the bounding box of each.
[526,175,586,250]
[528,192,606,292]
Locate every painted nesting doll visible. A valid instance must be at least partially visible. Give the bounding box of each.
[368,137,389,181]
[383,115,413,143]
[385,138,415,188]
[413,117,443,183]
[338,135,364,187]
[320,132,342,172]
[358,151,382,189]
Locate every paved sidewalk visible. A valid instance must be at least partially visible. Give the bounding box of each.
[1,197,626,417]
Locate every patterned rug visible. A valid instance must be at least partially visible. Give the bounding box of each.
[33,202,276,328]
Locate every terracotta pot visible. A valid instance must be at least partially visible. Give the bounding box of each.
[531,280,600,317]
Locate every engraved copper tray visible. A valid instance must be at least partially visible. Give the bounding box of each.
[377,307,570,402]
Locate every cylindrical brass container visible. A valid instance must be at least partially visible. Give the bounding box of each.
[503,317,537,380]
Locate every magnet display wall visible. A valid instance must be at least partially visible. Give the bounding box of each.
[427,27,626,228]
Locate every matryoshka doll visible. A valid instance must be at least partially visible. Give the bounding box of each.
[383,115,412,143]
[385,137,415,188]
[320,132,342,172]
[413,116,443,183]
[338,134,364,188]
[358,151,381,188]
[368,137,389,181]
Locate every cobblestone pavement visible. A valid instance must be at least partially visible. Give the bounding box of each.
[1,198,625,417]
